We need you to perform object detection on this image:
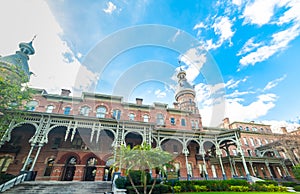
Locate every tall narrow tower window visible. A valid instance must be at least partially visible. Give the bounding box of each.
[112,109,121,120]
[156,113,164,125]
[181,118,186,126]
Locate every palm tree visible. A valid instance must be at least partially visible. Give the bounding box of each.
[113,143,173,194]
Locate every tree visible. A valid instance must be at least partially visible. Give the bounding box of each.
[0,66,32,140]
[113,143,173,194]
[292,164,300,181]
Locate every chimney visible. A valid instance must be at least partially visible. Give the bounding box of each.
[173,102,179,109]
[136,98,143,105]
[61,89,71,96]
[223,117,230,129]
[281,127,287,134]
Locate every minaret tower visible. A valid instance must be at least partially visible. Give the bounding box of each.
[0,37,35,83]
[175,68,202,128]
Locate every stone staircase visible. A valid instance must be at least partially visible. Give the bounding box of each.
[4,181,112,194]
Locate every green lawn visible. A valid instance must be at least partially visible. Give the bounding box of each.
[179,192,293,194]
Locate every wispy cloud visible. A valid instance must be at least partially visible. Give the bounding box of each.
[154,89,166,98]
[237,38,262,56]
[263,74,287,91]
[206,16,235,50]
[178,46,207,82]
[242,0,282,26]
[225,77,248,89]
[103,1,117,14]
[262,119,300,133]
[239,0,300,66]
[239,24,300,66]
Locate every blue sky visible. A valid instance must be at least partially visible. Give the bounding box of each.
[0,0,300,131]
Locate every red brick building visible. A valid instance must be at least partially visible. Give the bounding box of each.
[0,40,299,182]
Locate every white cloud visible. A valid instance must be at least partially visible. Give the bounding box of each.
[239,0,300,66]
[237,38,262,56]
[242,0,282,26]
[179,46,207,82]
[0,0,98,95]
[232,0,242,6]
[225,77,247,89]
[263,74,287,91]
[239,24,300,66]
[195,79,277,126]
[261,120,300,133]
[276,0,300,25]
[103,1,117,14]
[154,89,166,98]
[225,90,254,98]
[193,22,206,30]
[206,16,235,50]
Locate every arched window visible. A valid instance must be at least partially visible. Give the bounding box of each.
[26,100,38,111]
[96,106,106,118]
[44,158,55,176]
[80,106,90,116]
[64,107,71,115]
[46,105,54,113]
[129,113,135,121]
[143,115,149,122]
[0,156,13,173]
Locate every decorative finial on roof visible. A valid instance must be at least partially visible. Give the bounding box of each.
[31,35,37,42]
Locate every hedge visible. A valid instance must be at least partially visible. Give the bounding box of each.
[126,184,171,194]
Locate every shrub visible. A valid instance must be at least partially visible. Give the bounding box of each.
[126,184,171,194]
[229,185,249,192]
[194,185,207,192]
[0,173,16,184]
[281,181,297,187]
[294,185,300,192]
[278,186,288,192]
[173,185,181,193]
[128,170,151,186]
[115,176,127,189]
[255,180,278,186]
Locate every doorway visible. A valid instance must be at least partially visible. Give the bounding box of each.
[84,157,97,181]
[62,156,77,181]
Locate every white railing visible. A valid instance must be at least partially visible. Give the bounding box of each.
[0,173,27,192]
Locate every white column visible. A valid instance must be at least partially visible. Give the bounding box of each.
[29,144,43,171]
[21,145,35,171]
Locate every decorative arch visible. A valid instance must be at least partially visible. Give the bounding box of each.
[82,153,105,165]
[124,131,143,148]
[58,152,81,164]
[4,122,37,144]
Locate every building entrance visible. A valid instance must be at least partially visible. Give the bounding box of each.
[84,157,97,181]
[62,156,77,181]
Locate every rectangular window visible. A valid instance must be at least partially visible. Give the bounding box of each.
[250,138,255,146]
[243,137,248,146]
[64,107,71,115]
[170,117,175,125]
[181,118,186,126]
[156,113,164,125]
[113,109,121,120]
[191,120,195,129]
